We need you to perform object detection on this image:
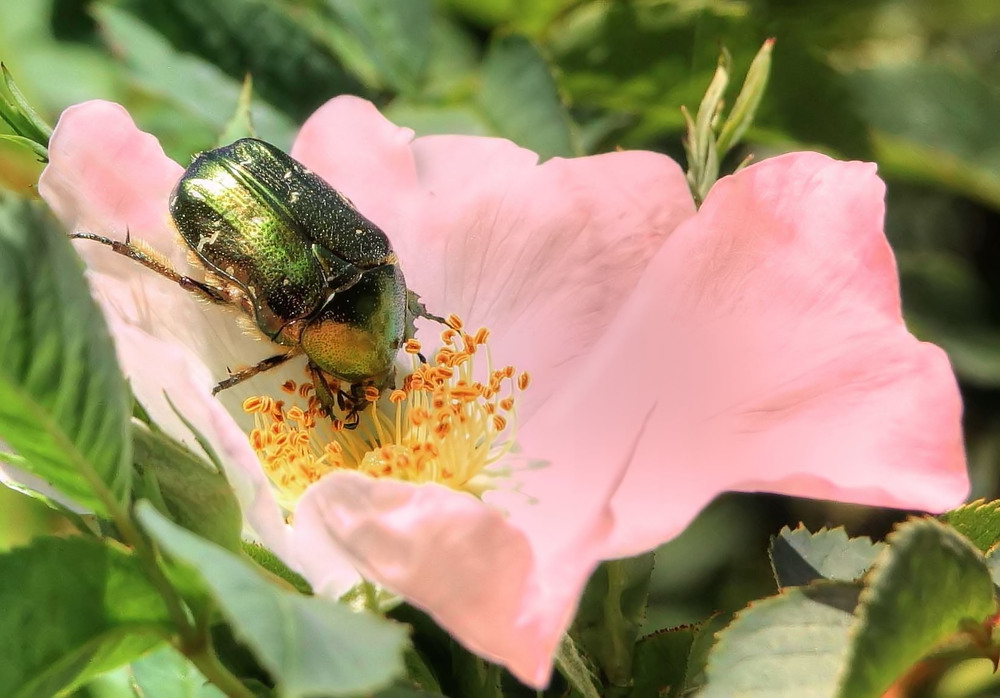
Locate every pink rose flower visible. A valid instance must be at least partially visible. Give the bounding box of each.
[38,98,967,687]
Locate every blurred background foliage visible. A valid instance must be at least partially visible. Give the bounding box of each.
[2,0,1000,689]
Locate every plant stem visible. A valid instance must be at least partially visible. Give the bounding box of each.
[186,640,258,698]
[77,449,252,695]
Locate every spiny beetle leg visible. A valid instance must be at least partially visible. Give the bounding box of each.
[213,348,302,395]
[70,232,236,305]
[307,362,365,430]
[308,362,341,419]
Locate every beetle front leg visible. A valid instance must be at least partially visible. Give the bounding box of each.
[307,363,369,429]
[212,348,303,394]
[71,232,238,306]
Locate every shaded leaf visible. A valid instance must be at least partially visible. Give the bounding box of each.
[770,525,883,588]
[701,582,860,698]
[838,518,996,698]
[128,645,225,698]
[479,35,577,159]
[94,4,296,156]
[847,61,1000,210]
[323,0,433,94]
[112,0,364,120]
[572,553,654,689]
[138,504,408,698]
[132,423,243,553]
[0,193,131,514]
[0,536,170,697]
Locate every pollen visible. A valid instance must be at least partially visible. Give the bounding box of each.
[243,317,527,506]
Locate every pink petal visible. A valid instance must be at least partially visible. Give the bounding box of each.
[290,96,418,236]
[291,97,696,415]
[521,152,967,560]
[39,102,290,415]
[39,101,187,270]
[293,472,597,688]
[98,294,294,562]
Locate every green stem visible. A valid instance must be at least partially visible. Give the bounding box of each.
[185,640,257,698]
[76,451,251,695]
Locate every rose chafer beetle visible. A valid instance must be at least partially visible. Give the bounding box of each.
[74,138,437,426]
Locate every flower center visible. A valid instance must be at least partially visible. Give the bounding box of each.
[242,314,529,507]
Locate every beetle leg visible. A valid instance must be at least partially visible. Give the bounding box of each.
[212,348,303,395]
[70,232,237,305]
[405,289,447,330]
[306,363,367,430]
[307,362,340,417]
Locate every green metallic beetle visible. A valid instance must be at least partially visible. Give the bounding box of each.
[74,138,435,425]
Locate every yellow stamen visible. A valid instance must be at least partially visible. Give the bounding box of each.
[243,317,527,506]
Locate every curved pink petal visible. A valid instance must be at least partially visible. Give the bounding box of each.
[96,289,294,562]
[39,102,289,418]
[292,97,696,415]
[291,96,418,236]
[39,101,187,270]
[520,152,967,560]
[293,472,597,688]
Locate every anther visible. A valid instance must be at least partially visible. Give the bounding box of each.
[445,314,463,330]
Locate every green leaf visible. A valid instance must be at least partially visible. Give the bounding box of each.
[0,64,52,144]
[571,553,654,689]
[132,423,243,552]
[324,0,433,94]
[838,518,997,698]
[241,541,312,595]
[985,543,1000,588]
[629,626,694,698]
[769,525,884,588]
[701,582,860,698]
[217,75,258,146]
[715,38,773,158]
[941,500,1000,553]
[128,646,225,698]
[137,504,408,697]
[847,61,1000,210]
[111,0,365,121]
[0,193,132,514]
[0,133,47,161]
[478,35,577,160]
[93,4,296,156]
[553,634,600,698]
[0,536,171,697]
